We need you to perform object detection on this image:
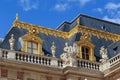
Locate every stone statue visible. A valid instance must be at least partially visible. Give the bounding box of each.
[51,42,56,57]
[60,42,78,67]
[9,34,15,50]
[100,46,108,62]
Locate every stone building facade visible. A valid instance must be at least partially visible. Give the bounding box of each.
[0,14,120,80]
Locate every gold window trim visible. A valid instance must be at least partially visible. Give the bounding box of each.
[76,34,96,61]
[21,28,44,56]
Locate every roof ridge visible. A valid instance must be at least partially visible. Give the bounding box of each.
[80,14,120,26]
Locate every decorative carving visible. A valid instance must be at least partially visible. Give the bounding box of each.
[9,34,15,50]
[51,42,56,57]
[100,46,108,63]
[13,20,120,41]
[60,42,78,67]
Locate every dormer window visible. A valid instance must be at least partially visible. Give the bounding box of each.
[75,34,96,61]
[21,28,44,55]
[101,25,106,31]
[27,42,38,54]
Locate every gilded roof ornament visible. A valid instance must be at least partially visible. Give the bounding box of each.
[77,18,80,25]
[13,19,120,42]
[16,13,19,20]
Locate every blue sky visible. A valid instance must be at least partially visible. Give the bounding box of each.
[0,0,120,38]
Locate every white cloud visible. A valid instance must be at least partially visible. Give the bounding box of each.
[54,3,68,11]
[79,0,91,6]
[103,16,120,24]
[19,0,39,11]
[95,8,103,14]
[53,0,92,12]
[105,2,120,10]
[68,0,91,6]
[93,2,120,24]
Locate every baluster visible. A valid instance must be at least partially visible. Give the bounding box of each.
[49,59,51,65]
[21,54,23,61]
[5,51,7,59]
[61,61,63,67]
[77,60,80,67]
[44,58,47,65]
[27,55,30,62]
[93,64,95,70]
[98,65,100,70]
[16,53,19,60]
[22,54,25,61]
[24,55,27,62]
[39,57,41,64]
[34,56,36,63]
[36,57,39,64]
[84,62,86,68]
[81,61,83,68]
[46,59,49,65]
[87,63,90,69]
[42,58,44,64]
[19,54,21,61]
[31,56,33,63]
[95,64,96,70]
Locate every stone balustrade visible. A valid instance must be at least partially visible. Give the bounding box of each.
[0,48,63,68]
[109,53,120,67]
[1,48,120,71]
[77,59,100,71]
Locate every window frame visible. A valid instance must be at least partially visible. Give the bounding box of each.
[82,46,90,60]
[27,41,38,54]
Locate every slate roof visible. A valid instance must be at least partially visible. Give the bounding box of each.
[0,38,3,45]
[0,14,120,61]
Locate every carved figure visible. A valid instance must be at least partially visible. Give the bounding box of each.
[100,46,108,62]
[60,42,78,67]
[9,34,15,50]
[51,42,56,57]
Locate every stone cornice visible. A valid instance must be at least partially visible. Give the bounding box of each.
[0,59,63,76]
[63,66,104,78]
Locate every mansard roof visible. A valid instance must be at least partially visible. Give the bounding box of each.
[0,14,120,61]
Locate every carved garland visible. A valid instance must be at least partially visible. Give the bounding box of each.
[13,20,120,42]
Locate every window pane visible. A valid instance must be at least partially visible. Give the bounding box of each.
[33,43,37,49]
[82,47,84,53]
[33,50,37,54]
[86,48,89,53]
[28,48,32,53]
[28,42,31,48]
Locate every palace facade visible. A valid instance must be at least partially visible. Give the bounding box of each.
[0,14,120,80]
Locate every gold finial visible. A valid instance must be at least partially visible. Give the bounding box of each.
[16,13,19,20]
[77,18,80,25]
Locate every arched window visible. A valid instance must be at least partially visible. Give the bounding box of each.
[82,46,89,60]
[27,41,38,54]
